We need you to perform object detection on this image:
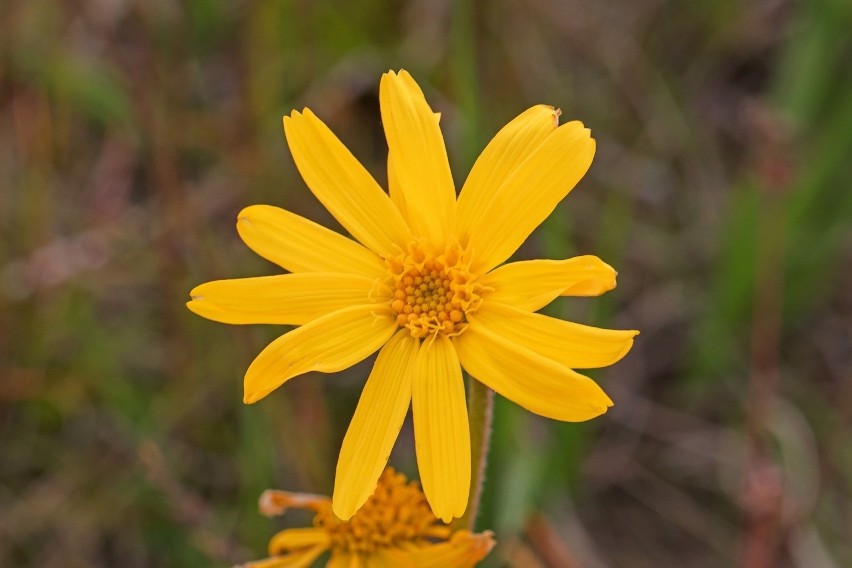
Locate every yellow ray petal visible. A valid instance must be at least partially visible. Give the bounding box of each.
[380,70,455,244]
[187,273,377,326]
[360,554,385,568]
[412,335,470,522]
[237,545,326,568]
[333,330,418,520]
[480,255,617,311]
[454,321,613,421]
[387,113,443,224]
[368,549,408,568]
[466,122,596,274]
[268,528,330,554]
[473,302,638,369]
[326,552,354,568]
[244,305,396,404]
[387,151,404,215]
[237,205,385,277]
[283,109,412,257]
[389,530,495,568]
[388,152,416,222]
[457,105,559,246]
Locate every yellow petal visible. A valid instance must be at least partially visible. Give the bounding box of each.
[244,305,397,404]
[480,255,617,311]
[380,70,455,244]
[237,205,385,277]
[390,530,495,568]
[412,335,470,522]
[326,552,354,568]
[237,546,326,568]
[466,122,596,274]
[457,105,559,246]
[333,330,417,520]
[387,151,404,215]
[268,528,330,554]
[283,109,412,257]
[454,321,613,421]
[235,530,328,568]
[258,490,331,517]
[473,302,638,369]
[359,553,384,568]
[187,273,376,326]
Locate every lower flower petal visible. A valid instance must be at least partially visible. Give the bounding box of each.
[187,273,376,326]
[391,530,495,568]
[326,552,354,568]
[472,303,638,369]
[333,330,418,520]
[236,548,325,568]
[454,321,613,421]
[480,255,617,312]
[412,335,470,523]
[237,205,386,277]
[244,305,397,404]
[268,528,330,554]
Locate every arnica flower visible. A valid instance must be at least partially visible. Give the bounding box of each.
[236,468,494,568]
[188,70,638,522]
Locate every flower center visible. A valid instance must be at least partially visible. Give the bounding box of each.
[314,468,449,554]
[385,241,482,339]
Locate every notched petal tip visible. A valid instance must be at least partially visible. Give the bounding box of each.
[187,278,210,299]
[381,69,400,85]
[560,119,596,144]
[281,108,311,128]
[591,391,614,413]
[185,298,213,320]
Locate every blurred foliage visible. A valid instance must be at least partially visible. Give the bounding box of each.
[1,0,851,567]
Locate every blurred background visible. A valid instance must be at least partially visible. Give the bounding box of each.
[1,0,851,566]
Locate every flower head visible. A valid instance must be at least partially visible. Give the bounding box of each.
[236,468,494,568]
[188,70,638,522]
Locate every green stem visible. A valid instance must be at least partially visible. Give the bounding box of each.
[457,377,494,531]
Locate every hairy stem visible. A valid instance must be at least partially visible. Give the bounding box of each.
[457,377,494,530]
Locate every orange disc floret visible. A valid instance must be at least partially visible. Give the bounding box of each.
[385,241,483,339]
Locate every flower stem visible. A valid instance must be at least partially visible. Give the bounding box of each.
[457,376,494,531]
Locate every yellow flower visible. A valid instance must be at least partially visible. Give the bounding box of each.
[236,468,494,568]
[188,70,638,522]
